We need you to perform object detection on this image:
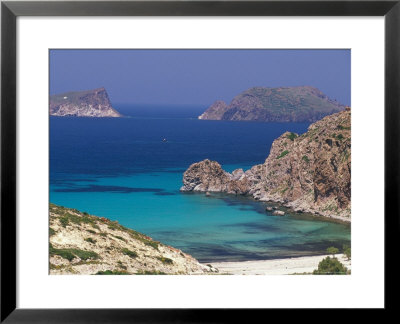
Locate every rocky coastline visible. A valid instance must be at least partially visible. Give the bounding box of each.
[182,108,351,222]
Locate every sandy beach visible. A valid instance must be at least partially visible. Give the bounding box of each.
[207,254,351,275]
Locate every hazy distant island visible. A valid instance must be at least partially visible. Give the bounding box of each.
[183,107,351,222]
[198,86,345,122]
[49,87,122,117]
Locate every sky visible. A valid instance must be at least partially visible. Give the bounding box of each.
[50,49,350,106]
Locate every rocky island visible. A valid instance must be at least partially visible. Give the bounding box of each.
[49,204,216,275]
[183,108,351,222]
[198,86,345,122]
[49,87,122,117]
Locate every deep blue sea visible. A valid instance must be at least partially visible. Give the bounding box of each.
[50,105,351,262]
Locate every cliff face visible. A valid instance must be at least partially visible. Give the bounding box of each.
[198,86,345,122]
[49,204,216,275]
[198,100,229,120]
[50,87,122,117]
[182,108,351,221]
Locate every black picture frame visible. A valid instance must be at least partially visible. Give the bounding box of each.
[1,0,398,322]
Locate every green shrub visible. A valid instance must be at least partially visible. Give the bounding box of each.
[302,155,310,163]
[281,187,289,194]
[117,261,127,270]
[84,237,96,244]
[95,270,130,275]
[49,227,56,236]
[49,246,75,261]
[121,248,138,258]
[50,243,99,261]
[58,211,97,228]
[135,270,167,275]
[144,241,159,250]
[126,228,159,250]
[59,216,70,227]
[313,256,348,275]
[157,257,173,265]
[86,229,96,234]
[113,235,127,242]
[277,150,289,159]
[326,246,339,256]
[337,134,344,140]
[108,222,121,231]
[286,132,298,141]
[343,244,351,260]
[72,249,99,261]
[337,125,351,131]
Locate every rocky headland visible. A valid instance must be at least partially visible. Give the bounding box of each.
[49,87,122,117]
[49,204,216,275]
[183,108,351,222]
[198,86,345,122]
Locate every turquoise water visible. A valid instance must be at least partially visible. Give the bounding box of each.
[50,106,350,262]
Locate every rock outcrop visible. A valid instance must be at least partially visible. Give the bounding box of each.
[183,108,351,222]
[181,160,232,192]
[50,87,122,117]
[198,86,345,122]
[49,204,216,274]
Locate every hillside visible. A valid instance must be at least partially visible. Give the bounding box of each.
[198,86,345,122]
[183,108,351,221]
[49,204,216,274]
[49,87,122,117]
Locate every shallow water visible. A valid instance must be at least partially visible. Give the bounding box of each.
[50,105,350,262]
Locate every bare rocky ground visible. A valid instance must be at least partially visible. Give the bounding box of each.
[49,204,217,275]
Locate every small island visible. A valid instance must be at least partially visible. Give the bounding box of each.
[49,87,122,117]
[198,86,345,122]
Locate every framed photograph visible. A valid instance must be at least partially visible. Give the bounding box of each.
[1,0,398,321]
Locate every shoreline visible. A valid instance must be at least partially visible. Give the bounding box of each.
[260,200,351,224]
[195,191,351,225]
[206,254,351,275]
